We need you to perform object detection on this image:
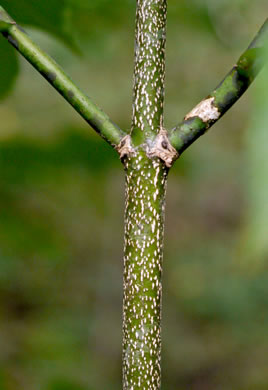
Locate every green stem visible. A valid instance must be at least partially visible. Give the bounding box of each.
[122,1,168,389]
[131,0,167,146]
[123,150,168,390]
[169,18,268,155]
[0,6,125,147]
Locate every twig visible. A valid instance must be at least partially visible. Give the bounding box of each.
[169,18,268,156]
[0,6,126,147]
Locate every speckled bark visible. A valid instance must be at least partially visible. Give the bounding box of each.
[131,0,167,146]
[123,151,168,389]
[122,1,168,389]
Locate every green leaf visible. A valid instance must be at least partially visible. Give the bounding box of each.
[64,0,135,44]
[0,0,78,99]
[0,37,19,99]
[0,0,73,45]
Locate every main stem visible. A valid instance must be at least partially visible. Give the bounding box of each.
[122,1,167,389]
[123,154,167,389]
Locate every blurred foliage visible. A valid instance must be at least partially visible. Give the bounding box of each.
[241,63,268,264]
[0,39,18,99]
[0,0,268,389]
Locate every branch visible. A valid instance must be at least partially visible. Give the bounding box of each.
[169,18,268,157]
[0,6,126,147]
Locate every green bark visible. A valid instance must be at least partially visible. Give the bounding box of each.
[131,0,167,146]
[122,1,168,388]
[123,150,167,389]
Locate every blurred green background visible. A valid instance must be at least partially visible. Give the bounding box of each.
[0,0,268,389]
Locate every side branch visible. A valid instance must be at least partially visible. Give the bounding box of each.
[0,6,125,147]
[169,18,268,156]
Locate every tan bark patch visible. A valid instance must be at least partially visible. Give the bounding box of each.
[185,97,220,122]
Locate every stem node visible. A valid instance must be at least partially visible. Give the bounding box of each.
[147,129,178,167]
